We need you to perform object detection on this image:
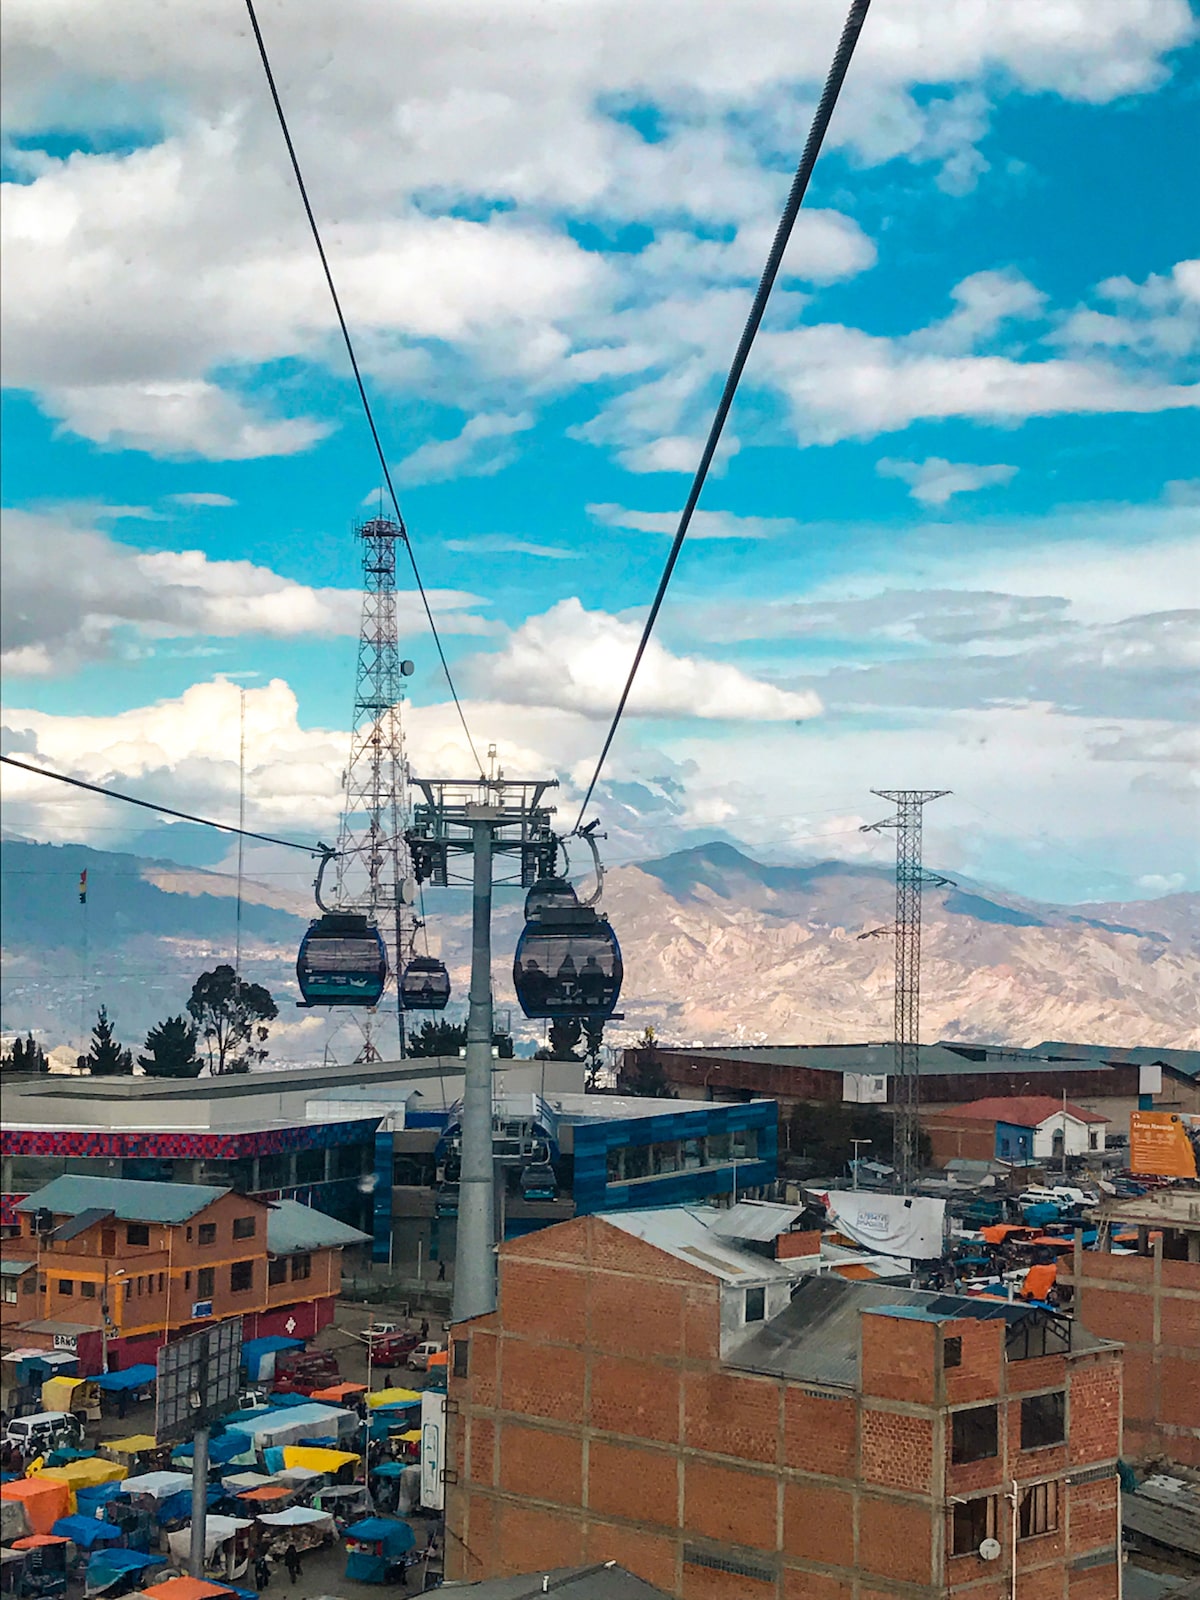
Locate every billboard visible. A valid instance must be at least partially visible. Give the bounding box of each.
[822,1191,947,1260]
[420,1388,446,1512]
[1129,1112,1199,1180]
[155,1316,243,1445]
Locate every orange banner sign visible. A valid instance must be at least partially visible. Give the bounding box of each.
[1129,1111,1199,1180]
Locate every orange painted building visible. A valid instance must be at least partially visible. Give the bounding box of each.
[446,1212,1124,1600]
[2,1175,367,1370]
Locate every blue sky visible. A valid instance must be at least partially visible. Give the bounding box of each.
[1,0,1197,907]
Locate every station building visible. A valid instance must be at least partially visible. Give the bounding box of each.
[445,1209,1124,1600]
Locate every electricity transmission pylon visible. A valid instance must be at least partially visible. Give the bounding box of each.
[860,790,951,1193]
[333,516,416,1060]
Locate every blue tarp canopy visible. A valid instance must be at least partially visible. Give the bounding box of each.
[241,1335,303,1371]
[76,1482,127,1517]
[92,1363,157,1391]
[159,1484,222,1525]
[53,1514,123,1548]
[369,1462,407,1479]
[173,1432,247,1465]
[346,1517,415,1550]
[84,1547,163,1591]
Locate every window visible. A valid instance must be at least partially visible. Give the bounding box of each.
[58,1278,74,1296]
[944,1336,963,1369]
[126,1223,150,1247]
[652,1141,679,1175]
[291,1254,311,1282]
[184,1271,191,1290]
[951,1497,997,1556]
[258,1153,290,1188]
[296,1149,326,1184]
[334,1143,365,1180]
[136,1277,144,1295]
[952,1405,999,1464]
[1019,1481,1059,1538]
[198,1222,217,1246]
[1088,1130,1099,1151]
[268,1257,289,1286]
[81,1280,96,1299]
[744,1286,765,1323]
[230,1260,254,1293]
[101,1229,116,1256]
[22,1274,35,1295]
[186,1226,193,1242]
[1021,1392,1066,1450]
[232,1216,257,1240]
[452,1339,470,1379]
[157,1272,164,1293]
[196,1267,215,1298]
[707,1130,731,1164]
[2,1281,15,1305]
[122,1280,130,1299]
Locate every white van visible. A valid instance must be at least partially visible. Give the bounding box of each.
[407,1341,445,1372]
[4,1411,84,1455]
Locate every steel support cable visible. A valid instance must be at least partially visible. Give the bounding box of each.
[0,753,320,853]
[241,0,484,779]
[571,0,871,833]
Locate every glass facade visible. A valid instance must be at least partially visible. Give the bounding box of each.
[605,1127,759,1184]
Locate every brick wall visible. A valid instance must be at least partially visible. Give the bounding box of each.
[446,1213,1125,1599]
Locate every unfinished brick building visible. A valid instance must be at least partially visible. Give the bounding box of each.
[445,1210,1123,1600]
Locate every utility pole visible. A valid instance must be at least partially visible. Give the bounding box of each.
[860,790,950,1194]
[850,1139,872,1190]
[335,517,417,1060]
[408,773,557,1323]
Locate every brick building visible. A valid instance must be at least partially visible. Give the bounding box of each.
[445,1211,1123,1599]
[1060,1191,1200,1470]
[0,1175,367,1372]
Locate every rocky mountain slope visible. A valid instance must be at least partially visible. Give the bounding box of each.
[2,837,1196,1059]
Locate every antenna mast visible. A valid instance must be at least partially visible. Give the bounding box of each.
[334,516,414,1059]
[860,789,950,1193]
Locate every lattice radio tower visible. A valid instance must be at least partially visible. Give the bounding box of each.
[860,790,951,1192]
[334,516,415,1060]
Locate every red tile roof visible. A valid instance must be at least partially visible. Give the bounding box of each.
[949,1095,1109,1126]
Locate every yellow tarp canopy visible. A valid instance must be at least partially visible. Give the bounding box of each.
[35,1456,127,1512]
[280,1446,360,1473]
[398,1429,421,1443]
[366,1387,421,1408]
[103,1435,158,1455]
[41,1376,89,1412]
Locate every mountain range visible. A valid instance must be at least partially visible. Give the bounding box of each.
[1,836,1196,1061]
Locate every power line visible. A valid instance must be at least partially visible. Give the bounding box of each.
[0,755,320,853]
[571,0,871,833]
[241,0,484,779]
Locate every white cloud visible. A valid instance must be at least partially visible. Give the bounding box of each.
[395,412,534,485]
[41,380,330,461]
[1052,258,1200,359]
[465,598,822,722]
[588,502,798,540]
[170,492,237,508]
[0,507,491,674]
[876,457,1018,506]
[441,535,579,560]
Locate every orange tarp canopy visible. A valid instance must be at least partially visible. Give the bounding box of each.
[310,1383,366,1402]
[1029,1236,1072,1250]
[832,1264,878,1280]
[141,1579,235,1600]
[426,1351,448,1369]
[12,1535,71,1549]
[1022,1263,1058,1302]
[237,1485,292,1503]
[980,1224,1031,1244]
[0,1479,71,1536]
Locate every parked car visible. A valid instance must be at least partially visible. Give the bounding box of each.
[4,1410,83,1455]
[407,1341,445,1372]
[373,1331,418,1366]
[364,1322,401,1342]
[272,1351,338,1396]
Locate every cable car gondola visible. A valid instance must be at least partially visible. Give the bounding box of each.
[400,955,452,1011]
[513,876,622,1021]
[296,911,388,1008]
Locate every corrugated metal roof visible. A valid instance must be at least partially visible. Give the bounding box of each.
[0,1259,35,1277]
[710,1201,804,1243]
[266,1199,371,1256]
[1123,1485,1200,1558]
[48,1206,115,1242]
[601,1209,793,1285]
[727,1276,1106,1389]
[17,1176,227,1224]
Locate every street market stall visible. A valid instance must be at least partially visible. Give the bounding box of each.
[34,1458,126,1514]
[278,1446,359,1482]
[255,1504,335,1558]
[10,1535,71,1599]
[0,1549,26,1600]
[343,1516,416,1584]
[49,1515,121,1551]
[98,1434,161,1471]
[83,1547,166,1599]
[166,1514,254,1583]
[40,1376,100,1423]
[0,1478,70,1537]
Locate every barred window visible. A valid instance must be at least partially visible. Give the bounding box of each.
[1019,1481,1059,1538]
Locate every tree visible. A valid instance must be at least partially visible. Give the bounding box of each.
[1,1034,50,1074]
[78,1006,134,1076]
[583,1020,607,1092]
[139,1015,202,1079]
[547,1018,583,1061]
[407,1019,467,1058]
[616,1025,676,1098]
[186,966,277,1075]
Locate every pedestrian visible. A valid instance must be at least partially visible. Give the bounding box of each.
[283,1543,302,1584]
[437,1260,446,1281]
[254,1555,271,1591]
[381,1370,392,1388]
[419,1319,429,1342]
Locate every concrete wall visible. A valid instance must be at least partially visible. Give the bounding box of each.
[443,1213,1124,1600]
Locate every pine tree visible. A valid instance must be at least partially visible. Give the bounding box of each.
[139,1015,202,1079]
[407,1019,467,1058]
[79,1007,134,1076]
[1,1034,49,1073]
